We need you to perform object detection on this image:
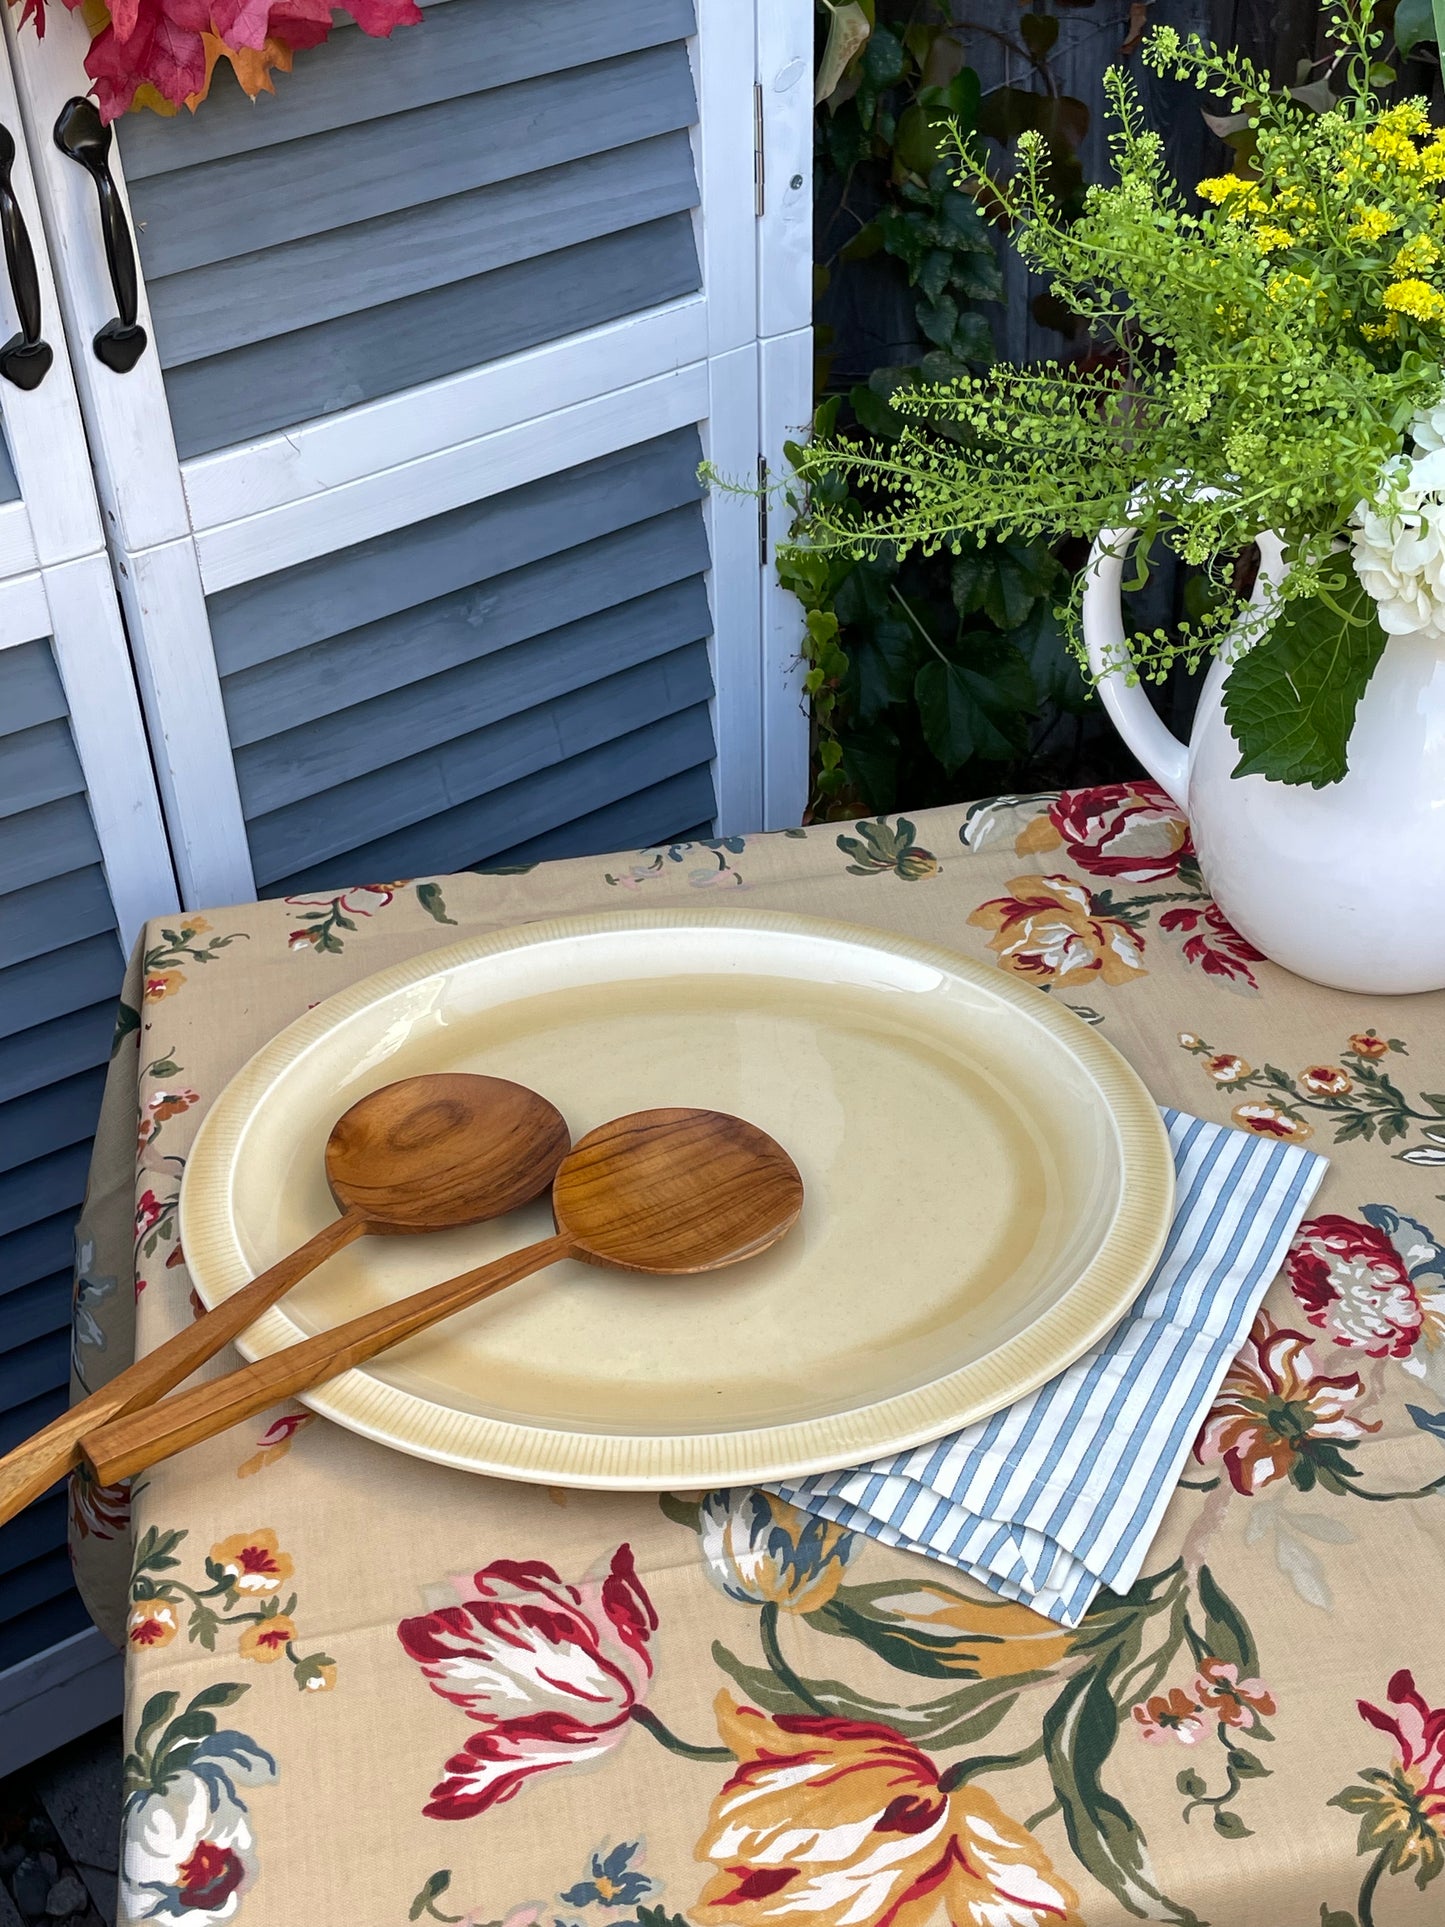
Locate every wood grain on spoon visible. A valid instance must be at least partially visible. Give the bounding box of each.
[81,1108,803,1486]
[0,1073,568,1527]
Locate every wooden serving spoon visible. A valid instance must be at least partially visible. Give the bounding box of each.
[0,1073,569,1526]
[82,1108,804,1486]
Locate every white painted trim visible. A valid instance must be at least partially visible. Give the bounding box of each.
[46,550,180,946]
[756,0,813,342]
[194,361,711,592]
[0,1624,123,1778]
[688,0,758,358]
[112,538,255,908]
[703,341,764,836]
[758,327,811,829]
[180,295,710,534]
[0,34,107,567]
[3,0,192,555]
[0,567,53,646]
[0,494,38,577]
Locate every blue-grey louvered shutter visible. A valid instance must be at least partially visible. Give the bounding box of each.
[0,639,124,1682]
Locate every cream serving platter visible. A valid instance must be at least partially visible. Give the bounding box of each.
[180,909,1175,1488]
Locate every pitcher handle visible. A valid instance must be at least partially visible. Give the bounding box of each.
[1081,525,1287,813]
[1081,526,1190,810]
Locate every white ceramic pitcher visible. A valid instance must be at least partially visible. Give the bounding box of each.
[1082,525,1445,995]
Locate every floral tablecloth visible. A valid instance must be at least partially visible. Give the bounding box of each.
[70,784,1445,1927]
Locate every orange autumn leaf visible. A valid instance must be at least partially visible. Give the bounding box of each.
[185,28,293,106]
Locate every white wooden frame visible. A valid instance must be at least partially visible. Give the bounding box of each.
[754,0,812,830]
[0,29,107,569]
[0,30,178,947]
[0,561,178,948]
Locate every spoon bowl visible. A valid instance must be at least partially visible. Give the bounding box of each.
[555,1108,803,1273]
[325,1072,569,1231]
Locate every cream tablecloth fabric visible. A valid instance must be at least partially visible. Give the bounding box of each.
[69,786,1445,1927]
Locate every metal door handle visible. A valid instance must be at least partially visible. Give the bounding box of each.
[54,97,147,374]
[0,124,51,390]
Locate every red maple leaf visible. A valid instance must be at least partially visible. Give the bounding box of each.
[85,0,212,116]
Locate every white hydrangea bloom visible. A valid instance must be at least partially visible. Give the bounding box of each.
[1350,400,1445,640]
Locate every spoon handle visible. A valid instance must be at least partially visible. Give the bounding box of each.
[0,1212,365,1529]
[82,1234,575,1486]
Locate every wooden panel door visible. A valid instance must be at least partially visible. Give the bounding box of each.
[7,0,812,908]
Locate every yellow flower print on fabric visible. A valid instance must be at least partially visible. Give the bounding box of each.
[698,1491,856,1613]
[692,1694,1085,1927]
[210,1529,295,1596]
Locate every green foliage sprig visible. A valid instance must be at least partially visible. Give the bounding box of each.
[789,0,1445,785]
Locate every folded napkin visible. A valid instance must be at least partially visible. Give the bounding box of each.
[771,1109,1327,1627]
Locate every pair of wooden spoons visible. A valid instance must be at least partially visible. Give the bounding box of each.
[0,1074,804,1523]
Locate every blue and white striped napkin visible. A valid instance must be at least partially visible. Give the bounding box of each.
[771,1110,1327,1627]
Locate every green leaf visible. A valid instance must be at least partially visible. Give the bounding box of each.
[893,105,945,180]
[1395,0,1439,56]
[409,1870,453,1922]
[853,616,918,722]
[815,1,872,106]
[185,1682,249,1712]
[1317,1908,1357,1927]
[1043,1664,1201,1924]
[1213,1808,1253,1839]
[916,245,953,303]
[415,881,455,926]
[984,543,1052,630]
[917,292,961,349]
[948,253,1005,301]
[112,1001,141,1056]
[133,1526,187,1574]
[1020,605,1090,713]
[860,23,905,88]
[1176,1768,1206,1797]
[1020,11,1059,57]
[711,1641,819,1717]
[915,638,1034,772]
[1196,1565,1258,1675]
[849,382,906,439]
[840,724,901,811]
[1227,1746,1268,1779]
[1222,556,1388,787]
[948,310,995,365]
[914,659,984,769]
[133,1691,180,1753]
[657,1493,702,1531]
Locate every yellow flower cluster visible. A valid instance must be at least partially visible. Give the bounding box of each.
[1196,174,1247,204]
[1383,277,1445,322]
[1194,92,1445,342]
[1393,232,1440,277]
[1348,206,1399,242]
